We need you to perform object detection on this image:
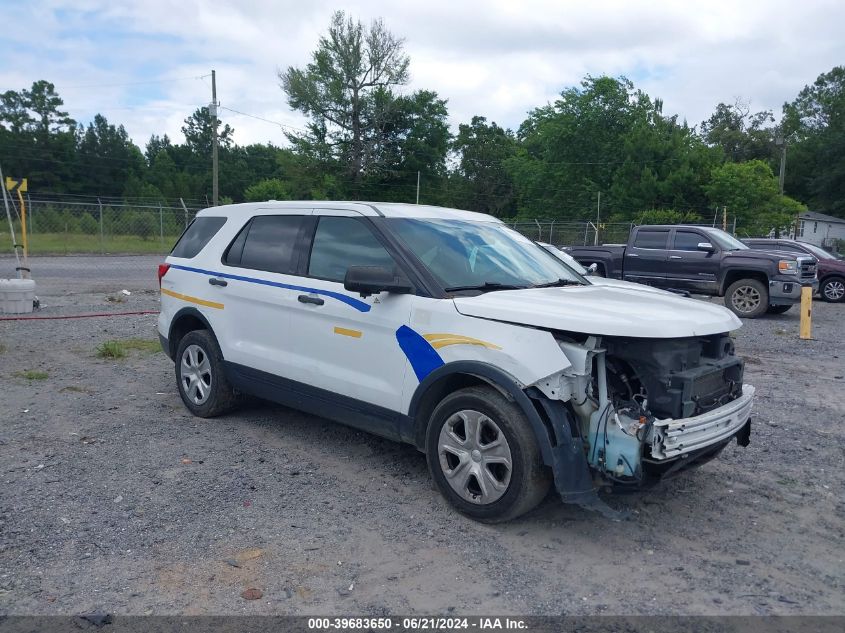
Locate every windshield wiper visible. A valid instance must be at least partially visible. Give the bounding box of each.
[531,278,584,288]
[444,282,528,293]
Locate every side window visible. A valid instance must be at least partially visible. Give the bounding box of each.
[308,217,396,282]
[673,231,705,251]
[171,217,226,259]
[746,242,772,251]
[224,215,305,274]
[633,230,669,249]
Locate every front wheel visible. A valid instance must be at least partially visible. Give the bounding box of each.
[725,278,768,318]
[425,386,551,523]
[820,276,845,303]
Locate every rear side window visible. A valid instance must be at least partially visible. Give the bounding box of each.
[633,230,669,249]
[171,217,226,259]
[224,215,306,274]
[673,231,705,251]
[307,217,396,282]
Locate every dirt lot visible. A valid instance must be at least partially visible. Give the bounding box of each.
[0,256,843,616]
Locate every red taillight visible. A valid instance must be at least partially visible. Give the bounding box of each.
[157,263,171,287]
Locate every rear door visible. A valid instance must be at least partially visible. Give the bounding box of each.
[623,228,670,286]
[215,209,314,377]
[666,228,720,293]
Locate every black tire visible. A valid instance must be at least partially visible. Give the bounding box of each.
[425,386,552,523]
[725,278,768,318]
[174,329,238,417]
[820,276,845,303]
[766,304,792,314]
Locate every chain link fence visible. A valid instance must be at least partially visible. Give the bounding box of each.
[5,198,201,256]
[3,196,749,258]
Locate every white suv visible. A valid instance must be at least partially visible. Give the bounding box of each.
[158,201,753,522]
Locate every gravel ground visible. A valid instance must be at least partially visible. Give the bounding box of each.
[0,257,843,616]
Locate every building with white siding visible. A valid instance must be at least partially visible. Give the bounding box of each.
[795,211,845,250]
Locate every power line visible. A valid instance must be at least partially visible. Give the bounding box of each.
[56,75,212,90]
[218,106,309,135]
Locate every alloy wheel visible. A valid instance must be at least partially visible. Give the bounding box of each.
[180,344,212,405]
[731,285,762,314]
[824,279,844,301]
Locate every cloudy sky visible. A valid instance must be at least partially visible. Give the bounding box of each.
[1,0,843,148]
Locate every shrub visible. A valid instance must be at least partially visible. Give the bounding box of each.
[78,212,99,235]
[129,212,156,240]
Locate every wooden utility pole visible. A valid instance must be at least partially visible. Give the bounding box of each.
[211,69,219,207]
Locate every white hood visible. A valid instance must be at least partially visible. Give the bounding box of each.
[586,276,675,295]
[452,284,741,338]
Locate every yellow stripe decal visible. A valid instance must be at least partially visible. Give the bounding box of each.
[334,326,362,338]
[423,333,501,350]
[161,288,224,310]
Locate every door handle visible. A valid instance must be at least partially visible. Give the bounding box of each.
[209,277,228,287]
[669,255,682,260]
[628,253,639,257]
[298,294,325,306]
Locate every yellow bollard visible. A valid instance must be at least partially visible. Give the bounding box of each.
[799,285,813,340]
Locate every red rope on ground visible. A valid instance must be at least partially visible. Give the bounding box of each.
[0,310,160,321]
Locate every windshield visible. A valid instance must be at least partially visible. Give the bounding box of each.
[388,219,586,291]
[800,242,843,261]
[703,228,748,251]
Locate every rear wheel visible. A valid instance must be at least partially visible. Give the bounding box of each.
[175,330,238,417]
[725,278,768,318]
[821,276,845,303]
[426,386,551,523]
[766,304,792,314]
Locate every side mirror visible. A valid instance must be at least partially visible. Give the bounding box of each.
[344,266,414,298]
[587,263,599,275]
[697,242,716,253]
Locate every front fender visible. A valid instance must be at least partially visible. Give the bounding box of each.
[405,361,594,503]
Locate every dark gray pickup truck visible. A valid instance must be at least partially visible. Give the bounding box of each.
[567,225,818,318]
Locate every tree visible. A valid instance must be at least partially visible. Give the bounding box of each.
[23,80,74,135]
[181,107,234,155]
[244,178,292,201]
[636,209,702,224]
[77,114,145,196]
[452,116,518,216]
[782,66,845,214]
[0,90,34,133]
[705,160,804,235]
[280,10,410,180]
[699,101,776,163]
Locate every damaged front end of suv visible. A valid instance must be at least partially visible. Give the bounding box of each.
[538,331,753,494]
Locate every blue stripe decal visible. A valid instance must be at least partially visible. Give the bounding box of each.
[170,264,371,312]
[396,325,444,382]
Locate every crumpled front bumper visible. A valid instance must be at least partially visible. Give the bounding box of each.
[649,384,755,460]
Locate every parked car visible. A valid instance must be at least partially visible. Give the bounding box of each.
[537,242,674,296]
[158,202,753,522]
[567,225,818,318]
[742,238,845,303]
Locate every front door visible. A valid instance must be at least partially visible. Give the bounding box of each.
[666,228,720,293]
[285,211,414,433]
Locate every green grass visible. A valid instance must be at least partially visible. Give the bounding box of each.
[96,338,161,359]
[23,232,181,255]
[15,370,49,380]
[96,341,127,359]
[122,338,162,354]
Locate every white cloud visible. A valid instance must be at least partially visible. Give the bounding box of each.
[1,0,842,148]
